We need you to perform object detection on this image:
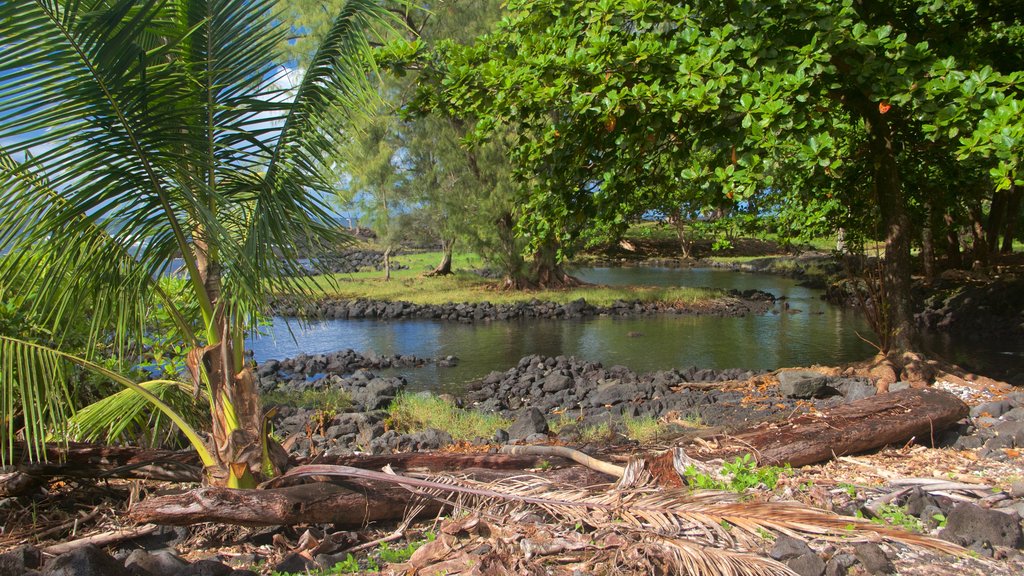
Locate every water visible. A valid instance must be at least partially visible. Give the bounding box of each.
[247,267,878,392]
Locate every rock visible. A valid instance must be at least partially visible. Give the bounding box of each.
[824,552,856,576]
[542,373,572,393]
[786,553,826,576]
[273,553,316,574]
[940,503,1024,548]
[0,545,41,576]
[770,534,814,560]
[43,545,132,576]
[833,378,875,402]
[181,560,233,576]
[124,550,189,576]
[904,487,937,517]
[508,407,549,440]
[400,428,453,451]
[1009,481,1024,499]
[852,542,894,575]
[777,371,834,399]
[493,429,510,444]
[972,400,1014,418]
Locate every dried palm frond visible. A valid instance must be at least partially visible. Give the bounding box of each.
[636,536,799,576]
[271,464,967,559]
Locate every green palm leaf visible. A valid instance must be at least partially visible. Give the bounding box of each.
[1,336,215,467]
[68,379,207,449]
[0,0,404,479]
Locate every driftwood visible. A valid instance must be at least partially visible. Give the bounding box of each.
[41,524,159,555]
[131,466,612,526]
[680,387,968,468]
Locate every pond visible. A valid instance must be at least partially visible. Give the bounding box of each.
[247,267,879,393]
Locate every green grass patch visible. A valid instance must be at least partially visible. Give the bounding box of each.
[386,393,512,441]
[622,415,667,444]
[262,387,352,411]
[554,414,670,444]
[296,251,716,307]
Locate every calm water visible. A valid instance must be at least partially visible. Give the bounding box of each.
[247,267,879,392]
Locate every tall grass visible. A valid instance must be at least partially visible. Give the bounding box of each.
[386,393,512,441]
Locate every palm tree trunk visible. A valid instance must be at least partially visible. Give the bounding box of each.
[189,241,284,486]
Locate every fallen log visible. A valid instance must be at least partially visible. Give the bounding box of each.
[1,443,564,494]
[131,467,612,526]
[680,387,968,468]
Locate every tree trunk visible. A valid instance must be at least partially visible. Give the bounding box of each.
[669,210,692,258]
[382,246,392,281]
[968,202,989,268]
[987,189,1009,257]
[425,238,455,276]
[190,236,284,487]
[1001,185,1021,253]
[921,202,936,282]
[943,212,963,268]
[530,240,582,289]
[642,388,968,482]
[848,90,915,352]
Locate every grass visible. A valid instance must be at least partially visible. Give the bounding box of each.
[262,387,352,411]
[294,250,717,306]
[386,393,512,441]
[552,413,670,444]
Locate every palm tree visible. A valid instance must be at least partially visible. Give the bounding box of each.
[0,0,397,486]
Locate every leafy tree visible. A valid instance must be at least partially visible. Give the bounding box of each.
[412,0,1023,350]
[0,0,396,486]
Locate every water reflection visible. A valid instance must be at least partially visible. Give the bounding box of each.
[248,268,878,391]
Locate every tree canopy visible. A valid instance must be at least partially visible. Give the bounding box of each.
[401,0,1024,348]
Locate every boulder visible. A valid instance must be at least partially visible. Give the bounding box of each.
[0,545,41,576]
[852,542,894,575]
[43,545,132,576]
[508,407,549,440]
[770,535,814,560]
[777,371,834,399]
[124,550,189,576]
[940,503,1024,548]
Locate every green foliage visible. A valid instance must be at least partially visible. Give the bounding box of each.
[386,393,512,441]
[0,0,396,468]
[871,504,923,533]
[683,454,792,492]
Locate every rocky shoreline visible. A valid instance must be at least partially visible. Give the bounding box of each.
[9,350,1024,576]
[271,288,777,322]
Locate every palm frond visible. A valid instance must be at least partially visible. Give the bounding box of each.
[68,380,208,449]
[0,336,215,467]
[270,464,965,558]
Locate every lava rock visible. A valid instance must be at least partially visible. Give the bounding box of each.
[786,553,826,576]
[0,545,41,576]
[182,560,233,576]
[43,545,132,576]
[770,534,814,560]
[940,503,1024,548]
[824,552,856,576]
[508,407,549,440]
[273,553,316,574]
[124,550,189,576]
[777,371,833,399]
[852,542,894,575]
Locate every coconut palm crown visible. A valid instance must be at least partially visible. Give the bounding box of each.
[0,0,397,486]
